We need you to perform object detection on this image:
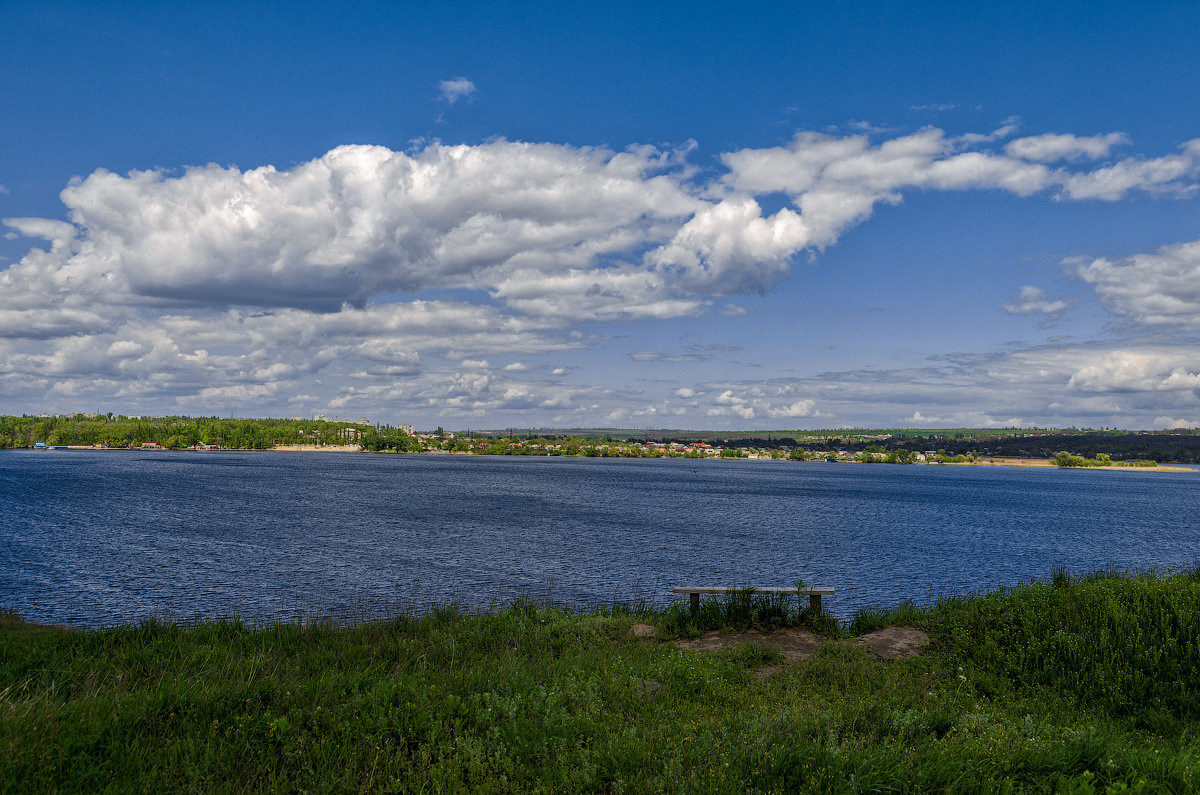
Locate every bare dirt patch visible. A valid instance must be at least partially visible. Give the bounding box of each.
[669,625,930,664]
[856,626,930,659]
[674,627,825,660]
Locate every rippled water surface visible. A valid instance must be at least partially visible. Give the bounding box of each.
[2,450,1197,625]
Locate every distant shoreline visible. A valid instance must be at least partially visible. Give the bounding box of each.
[30,446,1194,471]
[936,456,1193,472]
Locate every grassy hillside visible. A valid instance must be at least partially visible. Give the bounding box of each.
[4,571,1200,792]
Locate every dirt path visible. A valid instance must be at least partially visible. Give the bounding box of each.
[669,625,930,662]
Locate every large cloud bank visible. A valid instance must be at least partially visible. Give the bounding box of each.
[3,126,1200,425]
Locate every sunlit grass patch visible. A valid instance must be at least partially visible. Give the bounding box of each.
[5,569,1200,791]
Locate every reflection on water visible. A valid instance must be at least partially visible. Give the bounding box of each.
[2,450,1197,625]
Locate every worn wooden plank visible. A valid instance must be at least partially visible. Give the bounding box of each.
[672,585,834,617]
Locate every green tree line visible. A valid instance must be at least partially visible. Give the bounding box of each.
[0,415,380,450]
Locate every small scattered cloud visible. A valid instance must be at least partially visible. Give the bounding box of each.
[904,410,941,424]
[845,120,897,134]
[630,352,704,362]
[766,399,817,418]
[957,117,1021,144]
[438,77,477,104]
[1153,416,1198,429]
[1005,132,1130,163]
[503,362,529,371]
[909,103,958,112]
[681,386,823,421]
[1002,285,1068,318]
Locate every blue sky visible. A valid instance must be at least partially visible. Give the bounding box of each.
[3,1,1200,429]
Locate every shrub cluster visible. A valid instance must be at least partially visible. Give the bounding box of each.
[1053,450,1113,467]
[926,567,1200,728]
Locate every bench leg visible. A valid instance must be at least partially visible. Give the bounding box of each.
[690,593,700,615]
[809,594,822,617]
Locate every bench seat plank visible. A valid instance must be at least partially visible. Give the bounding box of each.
[672,586,834,617]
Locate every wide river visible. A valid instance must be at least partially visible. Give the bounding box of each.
[2,450,1197,626]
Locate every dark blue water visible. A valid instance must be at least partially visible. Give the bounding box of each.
[2,450,1197,626]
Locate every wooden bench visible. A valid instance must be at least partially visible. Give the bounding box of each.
[672,586,835,617]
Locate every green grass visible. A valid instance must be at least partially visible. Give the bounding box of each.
[5,572,1200,792]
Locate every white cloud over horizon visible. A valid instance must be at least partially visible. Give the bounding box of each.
[662,340,1200,429]
[3,126,1200,427]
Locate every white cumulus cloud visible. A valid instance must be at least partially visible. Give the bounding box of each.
[1004,132,1130,162]
[438,77,476,104]
[1077,238,1200,328]
[1066,351,1200,393]
[4,128,1200,421]
[904,411,941,424]
[1153,417,1199,429]
[1002,286,1068,317]
[6,129,1198,329]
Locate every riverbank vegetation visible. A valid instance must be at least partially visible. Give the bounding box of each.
[4,413,1200,463]
[5,570,1200,791]
[0,413,378,450]
[1053,451,1158,468]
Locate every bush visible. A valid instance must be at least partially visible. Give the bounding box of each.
[928,567,1200,721]
[1054,450,1121,467]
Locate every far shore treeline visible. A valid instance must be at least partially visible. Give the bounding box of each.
[2,413,1200,462]
[0,414,375,451]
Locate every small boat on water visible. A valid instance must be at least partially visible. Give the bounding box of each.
[33,443,68,450]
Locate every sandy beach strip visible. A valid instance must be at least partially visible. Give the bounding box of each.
[939,457,1193,472]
